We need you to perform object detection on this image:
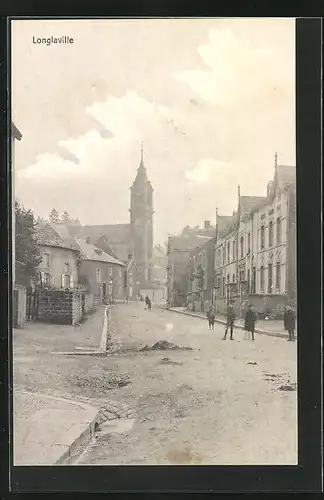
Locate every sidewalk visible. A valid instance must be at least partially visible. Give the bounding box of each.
[13,390,99,465]
[13,307,107,465]
[168,307,289,339]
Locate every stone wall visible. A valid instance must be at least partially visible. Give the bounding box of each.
[72,291,83,325]
[37,289,85,325]
[214,293,287,319]
[84,292,95,313]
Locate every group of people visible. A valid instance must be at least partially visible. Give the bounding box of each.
[206,301,296,341]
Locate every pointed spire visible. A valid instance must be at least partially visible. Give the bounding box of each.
[274,151,278,167]
[139,141,144,170]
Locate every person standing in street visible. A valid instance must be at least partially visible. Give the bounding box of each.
[145,295,152,311]
[284,304,296,341]
[223,300,236,340]
[244,304,257,341]
[206,304,215,330]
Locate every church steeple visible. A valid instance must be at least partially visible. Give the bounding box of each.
[130,142,154,288]
[132,142,148,187]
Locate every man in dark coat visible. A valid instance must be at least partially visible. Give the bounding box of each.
[244,304,257,341]
[145,295,152,311]
[206,304,215,330]
[223,300,236,340]
[284,305,296,341]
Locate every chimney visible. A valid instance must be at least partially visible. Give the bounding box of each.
[204,220,211,229]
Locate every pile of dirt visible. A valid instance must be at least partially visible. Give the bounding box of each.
[160,357,183,366]
[277,383,297,392]
[103,373,131,388]
[141,340,193,351]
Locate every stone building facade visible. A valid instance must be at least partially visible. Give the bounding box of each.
[214,165,296,318]
[167,221,215,308]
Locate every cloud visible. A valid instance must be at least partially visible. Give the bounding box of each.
[174,28,293,108]
[185,158,230,184]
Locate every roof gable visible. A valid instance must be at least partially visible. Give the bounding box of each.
[75,239,125,266]
[34,223,78,251]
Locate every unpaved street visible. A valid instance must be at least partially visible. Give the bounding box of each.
[77,303,297,465]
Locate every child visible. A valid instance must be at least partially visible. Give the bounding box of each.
[206,305,215,330]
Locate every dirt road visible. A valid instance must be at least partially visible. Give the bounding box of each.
[75,303,297,465]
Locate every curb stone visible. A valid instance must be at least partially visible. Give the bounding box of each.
[55,410,101,465]
[165,307,289,339]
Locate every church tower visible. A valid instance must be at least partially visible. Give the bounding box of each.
[130,144,154,288]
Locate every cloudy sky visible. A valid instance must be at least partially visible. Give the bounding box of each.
[12,18,295,244]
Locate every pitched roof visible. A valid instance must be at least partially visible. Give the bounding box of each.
[75,239,125,266]
[217,215,233,234]
[168,234,212,252]
[12,122,22,140]
[82,224,131,243]
[34,223,78,251]
[239,196,266,214]
[276,165,296,188]
[50,223,80,251]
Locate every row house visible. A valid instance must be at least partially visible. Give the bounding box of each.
[187,235,215,313]
[35,223,79,288]
[167,221,215,308]
[75,238,125,303]
[214,164,296,318]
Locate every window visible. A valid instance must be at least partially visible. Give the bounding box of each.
[227,274,230,283]
[96,268,102,283]
[240,236,244,258]
[108,284,113,295]
[222,277,225,296]
[247,233,251,254]
[247,269,251,293]
[269,208,274,216]
[43,252,50,267]
[277,204,281,212]
[251,267,256,294]
[232,241,236,261]
[260,266,265,293]
[44,272,51,285]
[269,220,273,247]
[232,274,235,283]
[64,261,69,273]
[129,272,133,286]
[261,213,266,220]
[227,243,230,263]
[63,274,70,288]
[223,246,226,264]
[268,263,273,293]
[276,217,281,244]
[275,262,281,291]
[260,226,265,249]
[108,265,113,276]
